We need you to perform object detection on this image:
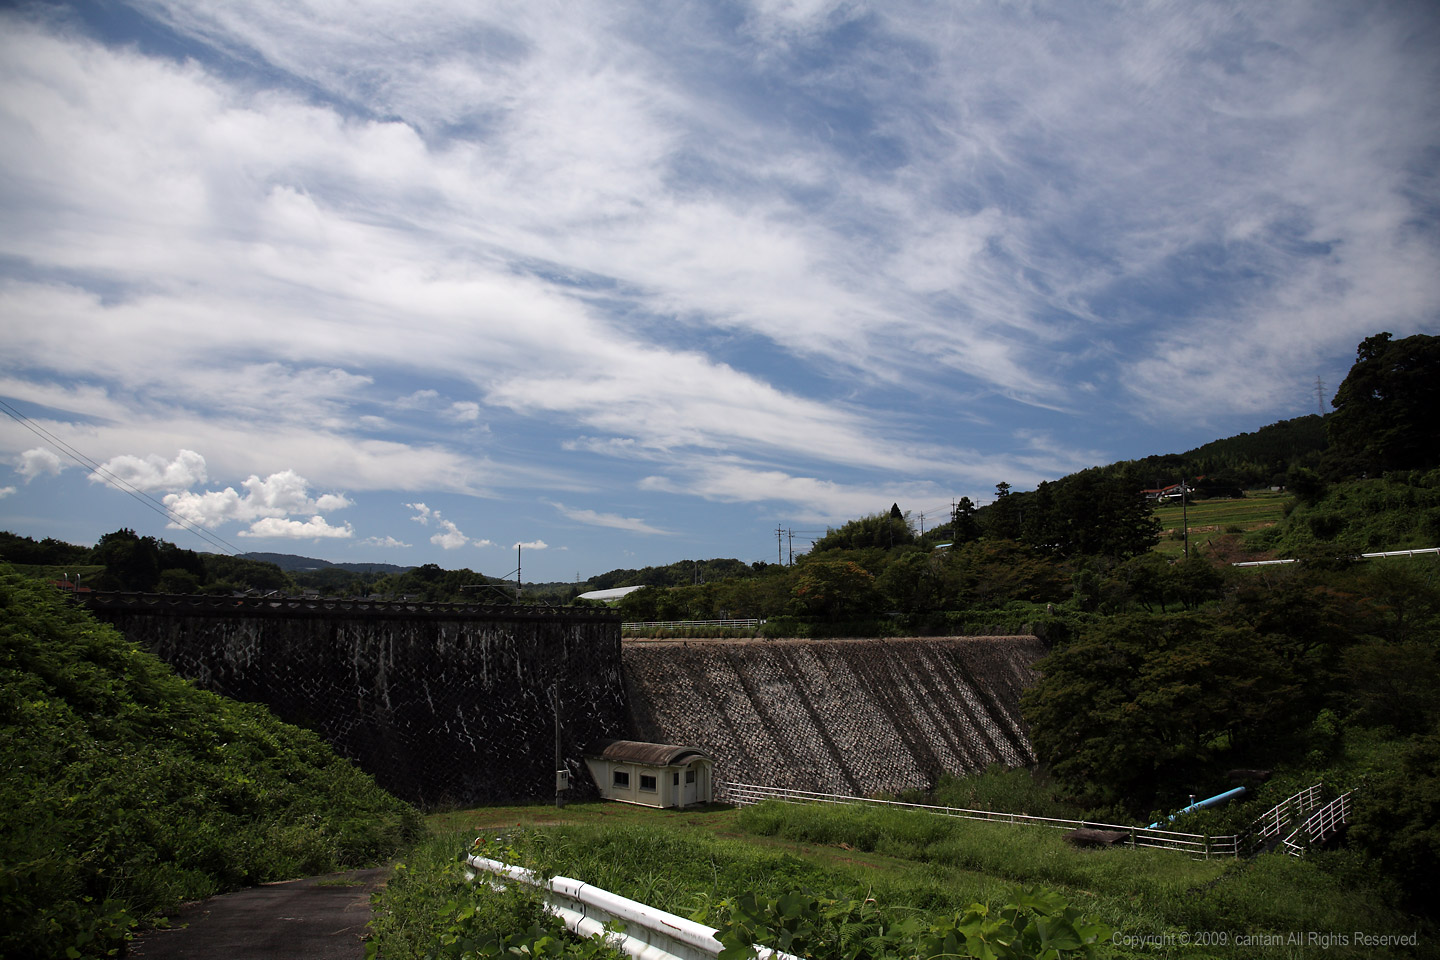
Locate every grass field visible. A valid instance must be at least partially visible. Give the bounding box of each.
[389,796,1430,960]
[1151,490,1291,558]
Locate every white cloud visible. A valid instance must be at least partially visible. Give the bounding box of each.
[447,402,481,422]
[0,2,1436,571]
[162,469,351,528]
[0,485,15,498]
[639,464,948,523]
[548,501,670,535]
[514,539,547,550]
[90,449,207,492]
[16,447,64,482]
[404,501,488,548]
[360,535,411,548]
[431,517,470,550]
[240,516,354,539]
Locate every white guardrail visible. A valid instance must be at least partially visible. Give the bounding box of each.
[467,854,801,960]
[1233,546,1440,567]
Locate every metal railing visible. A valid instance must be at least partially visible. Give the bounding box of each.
[1246,784,1324,853]
[623,619,765,631]
[467,853,801,960]
[717,781,1242,858]
[1282,790,1353,857]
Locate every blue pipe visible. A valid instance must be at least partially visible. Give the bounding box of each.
[1147,786,1246,829]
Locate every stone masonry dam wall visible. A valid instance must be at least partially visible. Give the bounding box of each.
[85,593,1046,805]
[622,636,1044,797]
[85,594,627,807]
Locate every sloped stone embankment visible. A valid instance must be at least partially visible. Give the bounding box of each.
[622,636,1042,796]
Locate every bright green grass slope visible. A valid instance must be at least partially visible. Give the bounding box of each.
[0,567,423,959]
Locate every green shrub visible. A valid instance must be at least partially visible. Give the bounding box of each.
[0,567,422,959]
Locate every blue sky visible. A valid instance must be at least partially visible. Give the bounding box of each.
[1,0,1437,582]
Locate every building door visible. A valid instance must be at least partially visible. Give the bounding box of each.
[682,766,698,806]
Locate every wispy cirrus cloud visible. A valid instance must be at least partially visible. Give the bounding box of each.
[548,501,670,536]
[0,1,1435,576]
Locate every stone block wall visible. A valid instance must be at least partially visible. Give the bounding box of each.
[621,636,1043,796]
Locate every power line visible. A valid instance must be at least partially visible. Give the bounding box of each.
[0,398,243,555]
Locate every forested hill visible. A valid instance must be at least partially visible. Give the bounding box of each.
[1132,414,1327,490]
[239,552,410,575]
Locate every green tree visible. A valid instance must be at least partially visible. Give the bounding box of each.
[1023,613,1304,810]
[790,560,884,620]
[947,540,1068,606]
[811,511,914,553]
[983,482,1021,540]
[90,529,161,592]
[949,497,981,544]
[1328,331,1440,475]
[1346,727,1440,917]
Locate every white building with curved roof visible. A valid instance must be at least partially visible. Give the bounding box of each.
[584,738,713,808]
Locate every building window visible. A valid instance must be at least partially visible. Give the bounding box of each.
[685,769,696,784]
[640,774,657,792]
[673,772,680,786]
[613,770,629,788]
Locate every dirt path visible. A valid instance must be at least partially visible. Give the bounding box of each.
[129,867,390,960]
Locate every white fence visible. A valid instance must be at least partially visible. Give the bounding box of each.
[1282,790,1353,857]
[1247,784,1323,853]
[718,781,1354,860]
[717,781,1242,857]
[622,619,765,631]
[467,854,800,960]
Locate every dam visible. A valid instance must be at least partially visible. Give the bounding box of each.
[83,593,1045,804]
[84,593,626,807]
[623,636,1040,796]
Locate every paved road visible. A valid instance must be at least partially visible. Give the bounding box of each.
[129,867,392,960]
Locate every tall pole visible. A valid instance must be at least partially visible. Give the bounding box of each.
[551,685,565,809]
[1182,478,1189,560]
[516,543,522,601]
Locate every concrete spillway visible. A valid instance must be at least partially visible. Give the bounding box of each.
[621,636,1043,796]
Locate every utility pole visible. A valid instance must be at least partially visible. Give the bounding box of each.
[516,543,522,601]
[1181,477,1190,560]
[787,528,794,566]
[549,685,567,809]
[1315,376,1326,416]
[777,525,783,565]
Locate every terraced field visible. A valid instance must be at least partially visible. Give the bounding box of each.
[1151,490,1291,557]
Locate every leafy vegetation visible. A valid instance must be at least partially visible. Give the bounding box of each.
[370,819,1115,960]
[0,568,422,958]
[1327,331,1440,476]
[370,792,1430,960]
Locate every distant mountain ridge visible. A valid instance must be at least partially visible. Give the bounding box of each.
[239,552,411,575]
